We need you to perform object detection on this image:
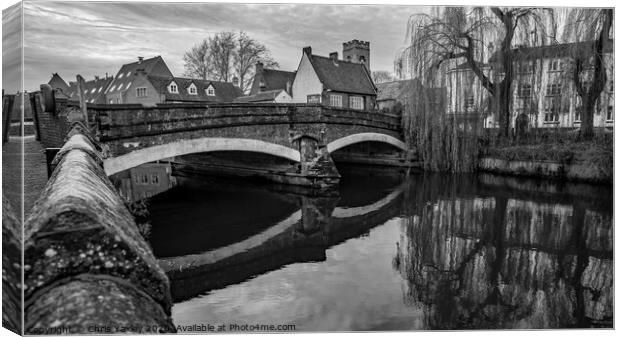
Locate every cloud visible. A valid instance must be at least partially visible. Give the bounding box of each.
[10,1,421,92]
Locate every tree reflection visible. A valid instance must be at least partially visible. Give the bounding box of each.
[395,175,613,329]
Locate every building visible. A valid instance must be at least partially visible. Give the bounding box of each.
[342,39,370,71]
[443,41,614,129]
[105,56,173,104]
[248,62,296,96]
[51,56,243,105]
[66,75,115,104]
[143,76,244,104]
[47,73,70,96]
[376,78,423,114]
[291,42,377,111]
[233,89,292,103]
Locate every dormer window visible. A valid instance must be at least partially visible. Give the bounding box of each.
[118,73,124,79]
[125,71,131,77]
[206,85,215,96]
[168,81,178,93]
[188,83,197,95]
[117,83,124,91]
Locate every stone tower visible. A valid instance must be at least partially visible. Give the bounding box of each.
[343,40,370,71]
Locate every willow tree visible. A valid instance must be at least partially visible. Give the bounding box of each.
[399,7,554,141]
[562,9,613,139]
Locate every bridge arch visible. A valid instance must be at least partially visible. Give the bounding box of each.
[104,137,301,176]
[326,132,406,153]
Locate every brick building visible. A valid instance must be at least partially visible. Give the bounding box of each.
[444,41,614,129]
[290,41,377,111]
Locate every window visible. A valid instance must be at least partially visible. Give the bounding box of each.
[109,99,114,104]
[206,86,215,96]
[125,71,131,77]
[329,94,342,108]
[109,84,116,92]
[464,95,475,110]
[610,80,614,92]
[546,83,562,96]
[607,105,614,121]
[349,96,363,110]
[544,97,559,123]
[548,59,563,72]
[517,61,534,74]
[151,174,160,185]
[117,83,124,91]
[118,73,124,79]
[90,88,96,94]
[136,87,147,97]
[97,87,102,93]
[140,174,148,184]
[189,84,197,95]
[575,104,582,123]
[518,83,532,97]
[169,82,178,93]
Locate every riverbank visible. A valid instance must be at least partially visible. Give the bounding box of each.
[479,136,612,184]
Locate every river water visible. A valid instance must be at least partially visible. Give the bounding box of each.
[127,166,613,330]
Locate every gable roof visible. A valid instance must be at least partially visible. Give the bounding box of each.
[376,79,422,102]
[234,89,286,103]
[148,76,243,103]
[251,69,296,94]
[107,56,173,95]
[307,54,376,95]
[48,73,70,93]
[66,76,114,104]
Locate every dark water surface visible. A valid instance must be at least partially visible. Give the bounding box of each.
[143,169,613,330]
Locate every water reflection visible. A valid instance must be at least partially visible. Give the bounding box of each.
[120,165,612,330]
[395,174,613,329]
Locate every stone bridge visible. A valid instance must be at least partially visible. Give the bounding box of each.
[38,90,414,188]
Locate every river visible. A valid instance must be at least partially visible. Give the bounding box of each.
[117,165,613,330]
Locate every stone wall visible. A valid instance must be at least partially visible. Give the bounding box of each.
[24,122,175,333]
[33,95,72,148]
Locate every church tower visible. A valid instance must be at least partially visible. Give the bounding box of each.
[343,40,370,71]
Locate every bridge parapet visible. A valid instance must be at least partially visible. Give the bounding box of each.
[24,121,175,333]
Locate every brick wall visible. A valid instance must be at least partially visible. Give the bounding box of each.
[35,95,71,148]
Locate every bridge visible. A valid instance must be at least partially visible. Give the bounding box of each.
[36,86,417,189]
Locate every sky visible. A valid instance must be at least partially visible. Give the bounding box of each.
[2,1,424,93]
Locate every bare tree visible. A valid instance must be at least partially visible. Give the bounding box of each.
[234,31,278,92]
[183,39,213,80]
[399,7,553,141]
[562,9,613,139]
[209,31,237,82]
[372,70,395,84]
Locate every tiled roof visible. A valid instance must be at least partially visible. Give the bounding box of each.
[376,79,422,102]
[488,40,614,63]
[106,56,172,97]
[148,76,243,103]
[66,76,114,104]
[261,69,296,91]
[308,55,376,95]
[234,89,284,103]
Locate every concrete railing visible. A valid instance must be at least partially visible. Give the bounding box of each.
[23,121,176,334]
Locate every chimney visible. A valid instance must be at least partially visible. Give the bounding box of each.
[138,56,144,64]
[256,61,264,72]
[94,75,99,80]
[329,52,338,61]
[232,76,239,87]
[302,46,312,56]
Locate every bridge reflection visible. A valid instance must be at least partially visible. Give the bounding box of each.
[115,166,613,329]
[154,170,406,302]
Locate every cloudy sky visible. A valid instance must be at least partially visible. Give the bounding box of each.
[3,1,425,93]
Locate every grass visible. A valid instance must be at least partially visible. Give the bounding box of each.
[482,132,613,173]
